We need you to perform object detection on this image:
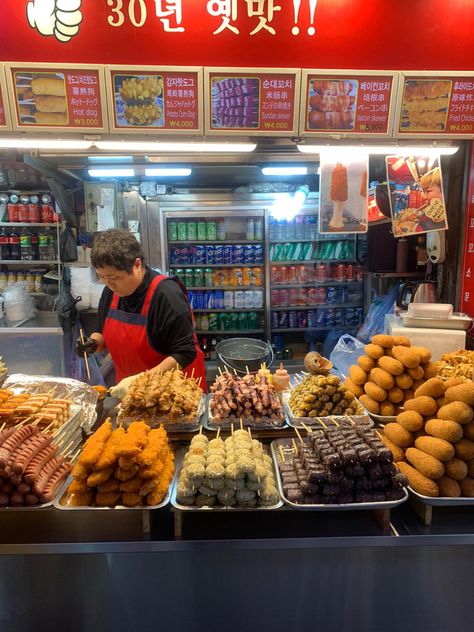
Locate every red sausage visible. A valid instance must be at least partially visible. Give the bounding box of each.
[13,433,52,474]
[0,482,12,494]
[24,445,58,483]
[17,483,31,495]
[33,456,64,496]
[40,462,72,503]
[0,426,39,468]
[10,493,24,506]
[25,494,39,506]
[9,474,22,486]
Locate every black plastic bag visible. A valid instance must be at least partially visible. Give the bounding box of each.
[60,225,78,262]
[57,267,78,332]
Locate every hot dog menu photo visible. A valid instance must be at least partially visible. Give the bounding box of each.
[205,68,299,135]
[301,71,397,136]
[5,64,106,132]
[106,67,202,133]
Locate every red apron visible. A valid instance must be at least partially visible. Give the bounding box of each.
[102,274,207,391]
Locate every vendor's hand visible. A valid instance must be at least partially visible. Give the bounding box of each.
[109,374,140,400]
[27,0,83,43]
[75,336,98,356]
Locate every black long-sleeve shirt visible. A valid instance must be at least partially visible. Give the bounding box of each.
[97,268,196,368]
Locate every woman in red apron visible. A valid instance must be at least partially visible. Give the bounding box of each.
[75,230,206,398]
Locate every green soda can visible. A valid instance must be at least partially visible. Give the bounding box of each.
[247,311,257,329]
[229,313,239,330]
[193,268,204,287]
[204,267,213,286]
[238,312,248,330]
[209,313,218,331]
[174,268,184,282]
[168,220,178,241]
[206,220,217,241]
[197,220,207,241]
[177,220,187,241]
[218,313,228,331]
[184,268,194,287]
[187,221,197,241]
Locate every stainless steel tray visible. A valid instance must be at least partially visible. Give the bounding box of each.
[366,411,397,426]
[271,438,408,511]
[205,394,287,431]
[283,393,372,430]
[170,449,283,512]
[117,394,206,434]
[408,487,474,507]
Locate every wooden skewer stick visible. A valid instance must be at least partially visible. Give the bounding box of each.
[319,418,327,429]
[230,423,234,436]
[291,438,298,453]
[52,425,63,438]
[294,427,304,444]
[301,422,312,435]
[199,424,203,434]
[245,365,250,375]
[69,447,82,462]
[61,439,76,456]
[79,329,92,384]
[0,421,6,431]
[190,368,195,379]
[216,427,221,439]
[197,377,202,387]
[248,427,252,440]
[240,417,243,431]
[217,366,223,377]
[279,445,286,462]
[330,416,340,427]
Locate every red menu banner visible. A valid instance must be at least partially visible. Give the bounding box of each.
[300,72,397,136]
[397,74,474,137]
[106,67,202,134]
[5,64,106,132]
[460,144,474,317]
[205,69,299,135]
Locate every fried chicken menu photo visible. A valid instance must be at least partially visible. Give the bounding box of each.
[386,155,448,237]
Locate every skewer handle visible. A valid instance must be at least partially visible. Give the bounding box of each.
[79,329,92,384]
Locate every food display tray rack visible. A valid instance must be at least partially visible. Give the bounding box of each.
[118,395,206,435]
[271,439,408,512]
[282,394,372,430]
[204,394,288,431]
[408,487,474,507]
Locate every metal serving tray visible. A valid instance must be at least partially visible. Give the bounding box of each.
[271,438,408,511]
[282,393,372,430]
[205,394,287,431]
[170,449,283,512]
[366,411,397,426]
[408,487,474,507]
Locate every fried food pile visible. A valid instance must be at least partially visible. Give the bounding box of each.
[400,80,451,132]
[278,423,407,505]
[209,372,284,425]
[176,431,279,508]
[345,334,437,417]
[289,374,364,419]
[381,378,474,498]
[0,425,71,507]
[119,76,163,125]
[435,349,474,381]
[122,370,202,423]
[0,389,72,431]
[67,421,174,507]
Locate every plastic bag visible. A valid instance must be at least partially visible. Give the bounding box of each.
[357,283,400,343]
[60,224,78,262]
[69,322,106,386]
[3,282,36,322]
[57,267,78,332]
[330,334,366,379]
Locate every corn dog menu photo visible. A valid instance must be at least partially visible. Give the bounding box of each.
[107,68,202,133]
[397,75,474,136]
[6,64,106,132]
[206,69,299,135]
[301,71,396,136]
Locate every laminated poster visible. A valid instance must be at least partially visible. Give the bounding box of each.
[386,155,448,237]
[319,154,368,234]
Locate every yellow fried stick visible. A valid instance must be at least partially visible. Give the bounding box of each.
[78,420,112,468]
[115,421,150,458]
[68,479,88,494]
[71,462,89,480]
[137,427,168,467]
[121,492,141,507]
[95,427,126,470]
[115,465,139,481]
[118,456,137,470]
[69,492,93,507]
[140,459,165,480]
[145,452,175,503]
[119,477,142,493]
[146,478,170,506]
[87,467,113,487]
[98,479,120,493]
[95,491,121,506]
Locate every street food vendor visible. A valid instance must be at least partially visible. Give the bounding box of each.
[75,229,206,398]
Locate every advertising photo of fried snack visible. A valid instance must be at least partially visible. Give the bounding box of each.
[400,80,451,132]
[308,79,357,130]
[14,71,69,126]
[114,74,164,127]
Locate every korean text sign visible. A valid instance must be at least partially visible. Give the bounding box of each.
[460,145,474,316]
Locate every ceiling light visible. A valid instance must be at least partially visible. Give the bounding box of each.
[88,155,133,163]
[297,144,459,156]
[145,168,192,177]
[0,138,92,150]
[262,166,308,176]
[88,168,135,178]
[95,141,257,153]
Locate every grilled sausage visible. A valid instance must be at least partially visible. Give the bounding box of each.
[24,445,58,484]
[40,462,72,503]
[0,426,39,468]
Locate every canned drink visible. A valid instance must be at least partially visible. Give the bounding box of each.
[209,313,218,331]
[7,204,19,222]
[250,267,262,286]
[206,245,215,264]
[298,288,308,305]
[223,245,233,264]
[214,245,224,265]
[193,244,206,264]
[355,307,364,324]
[243,244,255,264]
[184,268,194,287]
[193,314,201,330]
[298,311,307,328]
[244,290,254,309]
[276,266,288,284]
[301,243,314,261]
[217,313,227,331]
[335,264,346,282]
[287,266,297,284]
[187,290,194,307]
[181,246,193,264]
[325,309,336,326]
[193,291,204,309]
[242,267,252,285]
[174,268,184,283]
[271,312,279,329]
[289,288,298,306]
[316,287,327,304]
[346,264,355,281]
[204,268,213,286]
[273,334,284,352]
[224,291,234,309]
[307,310,317,328]
[326,287,337,304]
[238,312,248,330]
[247,311,258,329]
[233,245,244,264]
[344,308,355,326]
[217,220,226,241]
[232,268,243,286]
[254,244,263,263]
[279,289,289,306]
[169,247,179,264]
[288,310,298,328]
[221,268,232,285]
[18,205,29,223]
[212,268,221,286]
[356,267,365,282]
[315,264,329,282]
[200,314,209,331]
[229,312,239,330]
[298,265,312,283]
[271,289,280,306]
[278,311,289,328]
[197,221,207,241]
[253,290,264,309]
[335,309,344,327]
[315,309,326,327]
[234,291,245,309]
[273,244,284,262]
[206,221,217,241]
[204,291,214,309]
[270,266,279,284]
[193,268,204,287]
[214,290,224,309]
[186,221,197,241]
[177,221,187,241]
[283,243,296,261]
[307,287,318,305]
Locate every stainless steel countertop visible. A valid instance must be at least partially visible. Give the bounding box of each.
[0,310,62,333]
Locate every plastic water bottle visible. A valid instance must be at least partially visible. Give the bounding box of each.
[246,218,255,241]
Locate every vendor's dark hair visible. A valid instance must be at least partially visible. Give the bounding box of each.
[91,229,145,272]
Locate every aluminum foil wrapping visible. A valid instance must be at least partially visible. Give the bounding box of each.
[117,394,206,433]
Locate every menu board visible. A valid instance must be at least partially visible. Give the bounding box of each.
[205,68,300,136]
[106,67,203,134]
[300,71,398,137]
[0,65,10,129]
[396,73,474,138]
[460,147,474,317]
[5,63,107,132]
